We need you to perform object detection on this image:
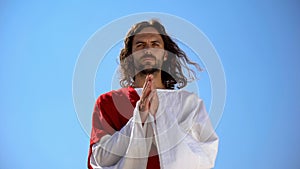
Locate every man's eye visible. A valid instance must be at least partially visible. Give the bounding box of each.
[136,43,144,48]
[152,43,160,47]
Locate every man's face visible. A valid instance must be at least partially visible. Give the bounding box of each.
[131,27,167,75]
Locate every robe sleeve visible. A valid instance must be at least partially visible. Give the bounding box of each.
[178,93,219,168]
[151,91,219,169]
[88,97,153,169]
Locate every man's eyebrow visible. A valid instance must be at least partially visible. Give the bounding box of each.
[134,40,161,44]
[134,40,145,44]
[152,40,161,43]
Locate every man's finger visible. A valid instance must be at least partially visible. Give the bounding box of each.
[148,90,155,102]
[141,77,151,97]
[142,75,149,88]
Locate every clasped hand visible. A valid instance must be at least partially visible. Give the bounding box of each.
[139,74,159,123]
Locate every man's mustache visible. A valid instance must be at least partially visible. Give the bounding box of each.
[141,54,156,60]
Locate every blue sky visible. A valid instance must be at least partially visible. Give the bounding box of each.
[1,1,300,169]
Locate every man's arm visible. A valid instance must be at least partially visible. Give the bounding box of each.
[88,95,154,169]
[150,91,218,169]
[178,93,219,168]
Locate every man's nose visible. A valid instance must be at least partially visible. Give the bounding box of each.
[144,48,152,55]
[143,44,152,54]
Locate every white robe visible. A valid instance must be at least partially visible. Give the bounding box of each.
[90,89,219,169]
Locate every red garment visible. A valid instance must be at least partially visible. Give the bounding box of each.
[88,87,160,169]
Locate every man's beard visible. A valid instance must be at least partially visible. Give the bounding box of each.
[140,68,159,75]
[135,54,162,75]
[136,62,160,75]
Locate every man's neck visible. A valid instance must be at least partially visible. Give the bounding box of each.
[134,71,165,89]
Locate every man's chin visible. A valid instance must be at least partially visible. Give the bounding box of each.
[140,68,159,75]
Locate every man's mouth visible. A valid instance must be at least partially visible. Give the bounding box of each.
[141,55,155,62]
[143,58,154,62]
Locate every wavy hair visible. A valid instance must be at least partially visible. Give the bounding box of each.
[119,19,202,89]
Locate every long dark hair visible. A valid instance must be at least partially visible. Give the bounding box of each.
[119,19,202,89]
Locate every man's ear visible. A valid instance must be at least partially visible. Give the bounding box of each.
[163,51,168,61]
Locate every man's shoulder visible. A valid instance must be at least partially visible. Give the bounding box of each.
[97,88,126,100]
[96,87,138,103]
[171,89,203,102]
[162,88,197,97]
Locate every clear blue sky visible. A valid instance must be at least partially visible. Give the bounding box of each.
[1,1,300,169]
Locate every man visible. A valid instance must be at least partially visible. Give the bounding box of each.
[88,19,219,169]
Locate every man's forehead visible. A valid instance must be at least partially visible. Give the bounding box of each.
[136,27,160,35]
[133,27,163,41]
[134,33,162,39]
